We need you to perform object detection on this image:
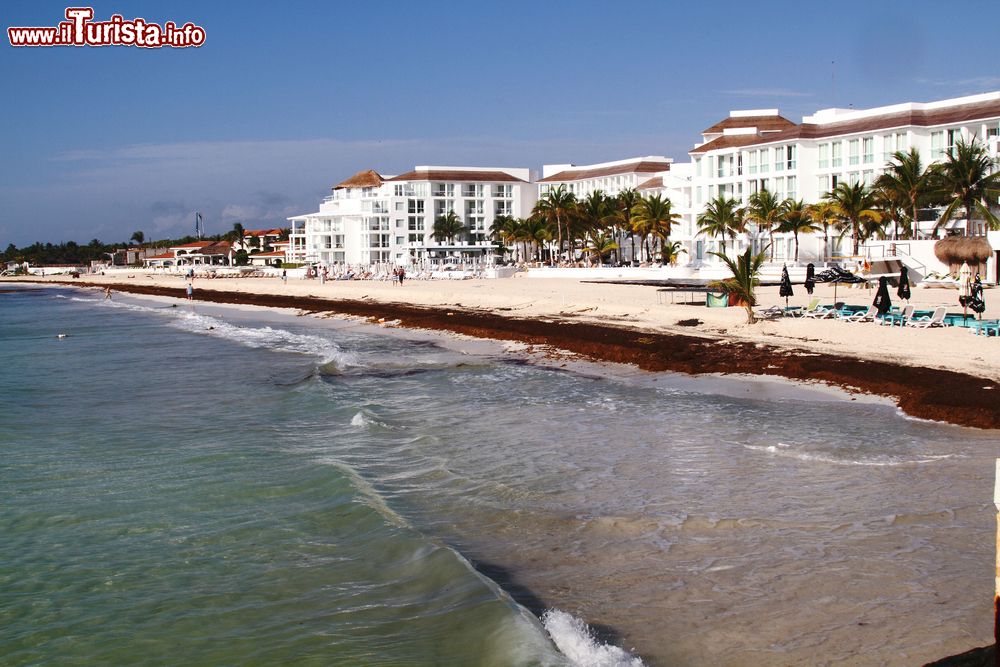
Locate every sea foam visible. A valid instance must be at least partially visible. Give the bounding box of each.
[542,610,644,667]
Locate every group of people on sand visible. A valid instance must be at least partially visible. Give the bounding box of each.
[392,267,406,286]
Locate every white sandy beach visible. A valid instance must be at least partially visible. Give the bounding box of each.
[13,272,1000,382]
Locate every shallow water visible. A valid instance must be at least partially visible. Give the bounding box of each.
[1,286,996,666]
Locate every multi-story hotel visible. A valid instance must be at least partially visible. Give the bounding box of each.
[678,91,1000,264]
[283,91,998,275]
[289,166,535,267]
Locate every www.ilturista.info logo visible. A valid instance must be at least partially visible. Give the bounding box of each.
[8,7,205,48]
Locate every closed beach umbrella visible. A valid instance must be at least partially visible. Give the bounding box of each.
[896,266,911,301]
[779,264,794,307]
[969,274,986,319]
[873,276,892,315]
[804,263,815,295]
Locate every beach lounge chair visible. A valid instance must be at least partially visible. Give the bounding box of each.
[969,319,1000,336]
[879,304,914,326]
[802,303,837,319]
[842,305,878,322]
[789,298,821,317]
[906,306,947,328]
[755,305,784,319]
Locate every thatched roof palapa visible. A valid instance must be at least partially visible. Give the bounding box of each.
[933,236,994,264]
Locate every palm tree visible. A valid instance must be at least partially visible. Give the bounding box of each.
[520,215,552,262]
[533,185,576,265]
[229,222,246,249]
[696,196,743,256]
[631,194,680,263]
[778,199,819,262]
[873,185,905,242]
[616,188,640,264]
[807,201,837,261]
[490,214,520,261]
[876,148,934,239]
[130,230,145,245]
[433,210,466,244]
[577,191,614,263]
[824,182,882,255]
[660,240,686,266]
[744,189,786,261]
[932,137,1000,236]
[584,231,619,265]
[710,246,769,324]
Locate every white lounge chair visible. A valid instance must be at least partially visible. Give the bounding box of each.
[878,304,914,326]
[802,303,837,319]
[906,306,947,328]
[842,305,877,322]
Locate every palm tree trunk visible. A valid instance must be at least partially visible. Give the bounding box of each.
[630,234,636,265]
[794,232,799,262]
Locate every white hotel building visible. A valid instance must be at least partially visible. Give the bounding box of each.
[674,91,1000,264]
[288,166,535,267]
[284,91,999,276]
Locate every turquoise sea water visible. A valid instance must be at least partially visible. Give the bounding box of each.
[2,285,997,666]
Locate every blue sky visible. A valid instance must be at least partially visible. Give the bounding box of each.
[2,0,997,246]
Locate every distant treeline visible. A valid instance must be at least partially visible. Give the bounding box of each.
[3,235,218,265]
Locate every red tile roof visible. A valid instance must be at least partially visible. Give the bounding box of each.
[333,169,385,190]
[637,176,664,190]
[387,169,526,183]
[538,160,671,183]
[146,252,175,260]
[173,241,213,249]
[245,229,283,236]
[702,114,797,135]
[690,97,1000,154]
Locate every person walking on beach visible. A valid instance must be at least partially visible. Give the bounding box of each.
[397,267,405,286]
[104,286,112,300]
[186,282,194,301]
[282,269,287,284]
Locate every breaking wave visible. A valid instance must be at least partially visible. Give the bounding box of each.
[743,443,953,466]
[542,610,644,667]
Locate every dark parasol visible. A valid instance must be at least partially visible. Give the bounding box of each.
[814,266,865,305]
[896,266,911,301]
[873,276,892,315]
[779,264,794,307]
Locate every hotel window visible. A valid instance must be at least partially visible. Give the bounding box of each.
[432,183,455,197]
[931,131,945,159]
[696,186,703,204]
[492,184,512,198]
[748,151,758,174]
[786,176,797,200]
[830,174,840,189]
[832,142,842,167]
[395,218,405,228]
[494,201,512,216]
[862,137,874,164]
[848,139,860,166]
[737,153,743,176]
[774,147,784,172]
[863,171,874,187]
[947,128,963,155]
[407,199,424,214]
[407,216,425,231]
[818,175,830,194]
[786,145,796,170]
[395,201,405,212]
[759,149,770,173]
[395,236,405,246]
[848,172,861,186]
[434,200,455,217]
[987,124,999,139]
[773,177,783,198]
[695,158,702,177]
[462,183,484,198]
[408,233,422,243]
[818,143,829,169]
[716,156,725,178]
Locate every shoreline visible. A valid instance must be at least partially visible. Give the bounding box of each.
[24,278,1000,430]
